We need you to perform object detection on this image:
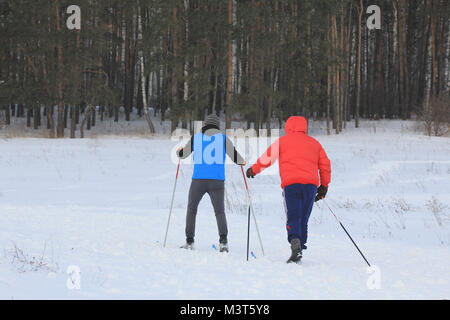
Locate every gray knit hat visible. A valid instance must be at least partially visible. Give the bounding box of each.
[204,114,221,128]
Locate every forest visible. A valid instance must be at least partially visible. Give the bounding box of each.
[0,0,449,138]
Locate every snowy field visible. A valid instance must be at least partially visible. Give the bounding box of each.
[0,120,449,299]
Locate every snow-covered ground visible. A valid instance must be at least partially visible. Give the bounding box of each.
[0,120,449,299]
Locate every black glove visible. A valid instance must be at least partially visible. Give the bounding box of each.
[246,167,255,179]
[315,185,328,202]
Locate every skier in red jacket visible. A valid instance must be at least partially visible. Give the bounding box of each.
[246,116,331,263]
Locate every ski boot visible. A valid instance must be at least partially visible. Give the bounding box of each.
[181,237,195,250]
[286,238,302,264]
[219,236,229,253]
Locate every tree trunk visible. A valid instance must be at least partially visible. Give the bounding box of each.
[327,62,331,135]
[55,0,64,137]
[124,14,133,122]
[47,105,55,138]
[356,0,363,128]
[70,105,76,138]
[138,2,156,134]
[80,105,93,138]
[26,106,31,127]
[33,105,40,129]
[63,105,68,129]
[5,104,10,125]
[396,0,408,119]
[225,0,233,129]
[171,7,179,131]
[183,0,190,111]
[430,2,438,97]
[91,107,96,127]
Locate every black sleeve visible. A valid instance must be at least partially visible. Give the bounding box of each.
[225,136,245,165]
[178,136,194,158]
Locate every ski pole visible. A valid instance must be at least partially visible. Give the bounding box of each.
[240,165,265,256]
[323,199,371,267]
[246,205,251,261]
[163,158,181,248]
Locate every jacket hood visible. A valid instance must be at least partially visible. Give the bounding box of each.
[284,116,308,134]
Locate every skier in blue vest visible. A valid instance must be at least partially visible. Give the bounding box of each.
[176,114,245,252]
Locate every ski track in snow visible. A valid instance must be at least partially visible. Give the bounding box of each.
[0,121,449,299]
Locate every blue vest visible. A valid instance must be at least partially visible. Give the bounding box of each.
[192,133,226,180]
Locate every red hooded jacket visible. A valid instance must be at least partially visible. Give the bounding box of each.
[251,116,331,189]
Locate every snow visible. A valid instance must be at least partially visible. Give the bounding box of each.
[0,120,449,299]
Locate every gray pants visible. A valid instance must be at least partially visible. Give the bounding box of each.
[186,179,227,240]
